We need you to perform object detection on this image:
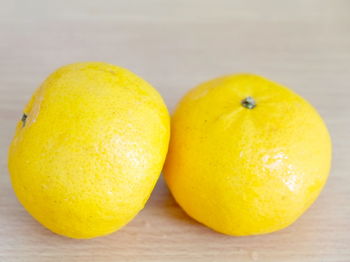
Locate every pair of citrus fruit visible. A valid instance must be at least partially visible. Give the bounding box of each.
[8,62,331,239]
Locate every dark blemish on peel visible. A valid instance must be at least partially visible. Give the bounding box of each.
[21,113,27,127]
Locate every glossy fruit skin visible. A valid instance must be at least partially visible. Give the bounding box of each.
[164,74,331,236]
[8,62,170,239]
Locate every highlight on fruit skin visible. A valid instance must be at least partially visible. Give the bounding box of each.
[8,62,170,239]
[164,73,332,236]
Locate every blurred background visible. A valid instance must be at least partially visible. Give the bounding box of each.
[1,0,349,111]
[0,0,349,261]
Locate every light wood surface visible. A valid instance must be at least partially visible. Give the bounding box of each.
[1,0,349,261]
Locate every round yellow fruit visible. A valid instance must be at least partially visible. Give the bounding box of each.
[164,74,331,236]
[8,62,170,239]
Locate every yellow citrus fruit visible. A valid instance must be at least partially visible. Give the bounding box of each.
[164,74,331,236]
[8,62,170,239]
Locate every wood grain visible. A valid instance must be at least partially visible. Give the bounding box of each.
[1,0,349,261]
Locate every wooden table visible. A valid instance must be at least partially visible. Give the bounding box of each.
[1,0,349,261]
